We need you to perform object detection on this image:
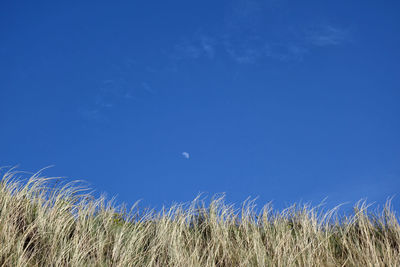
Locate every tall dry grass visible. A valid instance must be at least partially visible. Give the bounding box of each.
[0,169,399,266]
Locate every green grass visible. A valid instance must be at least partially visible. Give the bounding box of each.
[0,169,399,266]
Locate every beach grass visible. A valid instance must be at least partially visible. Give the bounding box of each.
[0,169,399,266]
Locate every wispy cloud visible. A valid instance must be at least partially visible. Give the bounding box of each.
[172,34,217,61]
[173,42,202,60]
[173,34,311,65]
[140,82,155,95]
[80,60,156,122]
[182,152,190,159]
[199,36,216,59]
[265,43,309,61]
[80,108,103,122]
[171,24,349,66]
[225,0,281,33]
[226,47,261,64]
[94,81,122,108]
[170,0,350,66]
[305,25,349,47]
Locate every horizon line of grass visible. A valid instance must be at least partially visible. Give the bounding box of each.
[1,168,399,266]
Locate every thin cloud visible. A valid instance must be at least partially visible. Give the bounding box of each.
[172,24,347,65]
[225,0,280,33]
[199,36,216,59]
[169,0,349,65]
[80,61,157,122]
[172,34,217,61]
[226,46,262,64]
[173,42,202,60]
[173,34,309,64]
[306,25,349,47]
[141,82,155,95]
[264,43,309,61]
[169,3,351,66]
[80,108,103,122]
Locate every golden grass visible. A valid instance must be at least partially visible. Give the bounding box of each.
[0,169,399,266]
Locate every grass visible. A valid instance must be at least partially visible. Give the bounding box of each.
[0,169,399,266]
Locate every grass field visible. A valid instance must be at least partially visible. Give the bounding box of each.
[0,169,399,266]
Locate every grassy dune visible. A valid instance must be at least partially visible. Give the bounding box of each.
[0,170,399,266]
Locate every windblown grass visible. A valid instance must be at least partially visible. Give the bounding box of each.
[0,170,399,266]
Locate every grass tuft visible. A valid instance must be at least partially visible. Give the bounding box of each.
[0,170,399,266]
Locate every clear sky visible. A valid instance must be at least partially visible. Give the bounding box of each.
[1,1,399,210]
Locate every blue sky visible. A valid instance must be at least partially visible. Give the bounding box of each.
[1,0,399,210]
